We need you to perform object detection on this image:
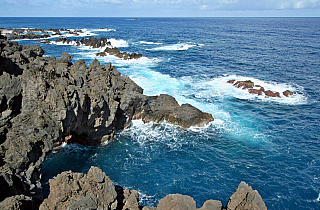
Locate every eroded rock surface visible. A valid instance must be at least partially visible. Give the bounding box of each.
[226,181,267,210]
[40,166,118,210]
[135,94,214,128]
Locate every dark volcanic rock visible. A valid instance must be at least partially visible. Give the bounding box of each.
[96,46,143,60]
[0,38,146,206]
[138,94,214,128]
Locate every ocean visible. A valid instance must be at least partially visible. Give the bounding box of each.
[1,17,319,209]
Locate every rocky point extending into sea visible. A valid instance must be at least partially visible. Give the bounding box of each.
[0,34,266,209]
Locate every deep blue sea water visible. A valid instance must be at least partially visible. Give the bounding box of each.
[1,17,320,209]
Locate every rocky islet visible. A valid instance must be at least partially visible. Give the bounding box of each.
[0,34,266,209]
[227,79,294,98]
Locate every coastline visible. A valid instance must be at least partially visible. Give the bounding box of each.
[0,35,265,209]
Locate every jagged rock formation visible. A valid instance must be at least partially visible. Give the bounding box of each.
[134,94,214,128]
[227,79,294,98]
[0,38,146,207]
[40,167,266,210]
[226,181,267,210]
[96,47,143,60]
[41,36,113,49]
[0,38,215,208]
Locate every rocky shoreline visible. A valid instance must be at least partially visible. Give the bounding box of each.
[39,36,144,60]
[0,35,266,209]
[0,28,88,40]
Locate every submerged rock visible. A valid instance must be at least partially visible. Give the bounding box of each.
[228,79,294,98]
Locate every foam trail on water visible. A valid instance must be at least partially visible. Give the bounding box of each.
[139,41,162,45]
[146,43,199,51]
[91,28,116,32]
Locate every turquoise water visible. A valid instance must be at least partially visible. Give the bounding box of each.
[1,17,320,209]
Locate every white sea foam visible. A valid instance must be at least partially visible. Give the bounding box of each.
[190,75,307,105]
[108,38,129,48]
[91,28,116,32]
[51,38,128,52]
[139,41,162,45]
[146,43,198,51]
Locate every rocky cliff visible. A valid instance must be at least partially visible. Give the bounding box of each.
[0,37,217,208]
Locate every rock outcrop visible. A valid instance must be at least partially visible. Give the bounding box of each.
[41,167,266,210]
[0,38,146,206]
[96,47,143,60]
[40,166,118,210]
[134,94,214,128]
[227,79,294,98]
[225,181,267,210]
[41,36,113,49]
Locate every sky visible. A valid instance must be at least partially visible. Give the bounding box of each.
[0,0,319,17]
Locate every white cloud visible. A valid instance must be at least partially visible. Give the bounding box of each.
[200,4,207,10]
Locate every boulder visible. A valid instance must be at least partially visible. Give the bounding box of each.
[283,90,294,97]
[0,195,37,210]
[234,80,254,89]
[264,90,280,98]
[198,200,223,210]
[157,194,197,210]
[226,181,267,210]
[39,166,117,210]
